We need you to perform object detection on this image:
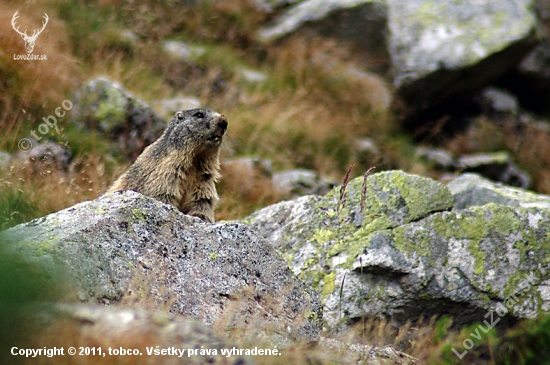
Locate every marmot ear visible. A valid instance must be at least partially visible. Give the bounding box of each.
[176,111,184,120]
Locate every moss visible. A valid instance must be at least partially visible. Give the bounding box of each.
[209,253,219,260]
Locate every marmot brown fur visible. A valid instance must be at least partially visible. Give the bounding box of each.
[107,108,228,223]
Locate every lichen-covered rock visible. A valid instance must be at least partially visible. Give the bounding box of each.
[448,173,550,210]
[416,147,456,169]
[387,0,538,111]
[416,149,530,189]
[1,191,322,345]
[257,0,376,42]
[14,141,72,171]
[245,170,550,331]
[456,152,530,189]
[257,0,389,72]
[153,97,202,118]
[71,77,166,158]
[272,169,335,199]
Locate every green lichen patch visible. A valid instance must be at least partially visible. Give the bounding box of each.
[307,170,454,263]
[332,170,454,227]
[321,272,336,298]
[94,85,128,132]
[131,208,147,222]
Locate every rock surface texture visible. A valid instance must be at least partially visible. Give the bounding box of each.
[257,0,390,72]
[386,0,538,110]
[1,191,322,345]
[245,170,550,330]
[72,77,166,158]
[257,0,538,113]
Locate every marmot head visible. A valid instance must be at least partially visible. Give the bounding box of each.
[165,108,228,151]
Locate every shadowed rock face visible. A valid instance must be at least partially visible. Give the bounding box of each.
[1,191,322,346]
[245,170,550,331]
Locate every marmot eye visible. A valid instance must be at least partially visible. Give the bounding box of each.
[194,111,204,118]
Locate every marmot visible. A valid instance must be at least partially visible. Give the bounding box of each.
[107,108,228,223]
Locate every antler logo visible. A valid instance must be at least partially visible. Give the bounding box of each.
[11,11,49,54]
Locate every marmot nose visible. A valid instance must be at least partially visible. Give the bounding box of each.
[218,116,228,131]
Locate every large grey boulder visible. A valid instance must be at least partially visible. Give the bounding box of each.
[1,191,322,345]
[14,141,72,171]
[245,170,550,331]
[387,0,538,111]
[416,149,531,189]
[257,0,390,72]
[71,77,167,158]
[448,173,550,210]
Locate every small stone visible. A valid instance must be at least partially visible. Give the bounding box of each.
[457,151,530,188]
[481,87,519,114]
[15,142,72,171]
[236,67,268,83]
[0,151,11,170]
[272,169,335,198]
[162,40,206,61]
[416,147,456,169]
[153,97,202,117]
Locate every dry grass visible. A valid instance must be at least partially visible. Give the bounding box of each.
[1,1,550,364]
[0,1,78,151]
[266,35,391,125]
[120,0,268,46]
[0,155,113,229]
[216,160,281,221]
[444,116,550,194]
[0,0,396,225]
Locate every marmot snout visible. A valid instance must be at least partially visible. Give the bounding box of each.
[107,108,228,223]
